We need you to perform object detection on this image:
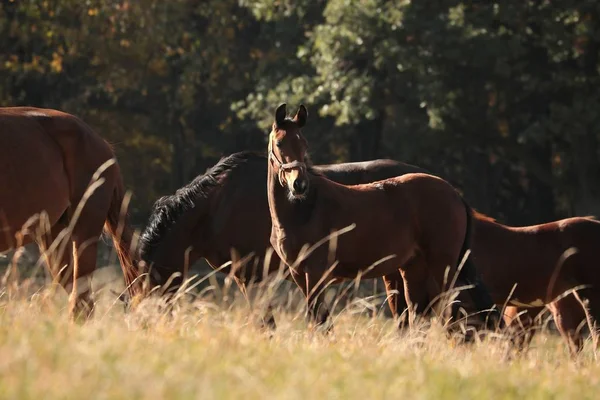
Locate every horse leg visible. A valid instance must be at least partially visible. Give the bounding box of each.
[454,257,502,331]
[289,267,331,331]
[261,304,277,330]
[548,295,587,356]
[423,250,497,340]
[572,289,600,350]
[233,276,277,330]
[65,178,116,321]
[504,306,540,353]
[382,270,409,329]
[400,255,431,329]
[37,220,73,292]
[39,219,97,320]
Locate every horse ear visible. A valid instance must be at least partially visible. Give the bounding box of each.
[294,104,308,128]
[275,103,287,127]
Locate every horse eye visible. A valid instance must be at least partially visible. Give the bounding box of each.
[275,141,282,148]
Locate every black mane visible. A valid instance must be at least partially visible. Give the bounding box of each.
[139,151,265,260]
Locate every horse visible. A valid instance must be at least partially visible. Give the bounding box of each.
[0,107,142,319]
[137,127,593,353]
[137,149,427,325]
[265,103,502,333]
[384,211,600,354]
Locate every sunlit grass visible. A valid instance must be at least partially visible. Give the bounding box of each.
[0,259,598,400]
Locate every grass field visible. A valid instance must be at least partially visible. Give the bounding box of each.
[0,254,599,400]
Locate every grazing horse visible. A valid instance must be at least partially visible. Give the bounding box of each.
[384,212,600,354]
[0,107,142,318]
[137,150,427,323]
[265,103,501,332]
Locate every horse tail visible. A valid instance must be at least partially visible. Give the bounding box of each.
[104,169,145,302]
[457,197,504,329]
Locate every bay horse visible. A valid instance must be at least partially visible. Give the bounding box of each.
[384,212,600,354]
[0,107,142,319]
[137,150,427,325]
[266,103,501,332]
[137,134,595,353]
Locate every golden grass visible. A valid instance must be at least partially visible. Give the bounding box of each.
[0,264,599,400]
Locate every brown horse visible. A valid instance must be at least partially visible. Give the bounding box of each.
[385,212,600,354]
[266,103,501,332]
[0,107,141,318]
[137,137,595,352]
[137,150,427,324]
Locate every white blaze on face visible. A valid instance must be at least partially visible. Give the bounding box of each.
[286,168,301,192]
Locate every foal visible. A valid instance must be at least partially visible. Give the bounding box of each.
[266,103,501,332]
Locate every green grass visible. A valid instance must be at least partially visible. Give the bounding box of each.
[0,265,598,400]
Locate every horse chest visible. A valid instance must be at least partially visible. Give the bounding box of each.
[271,226,314,266]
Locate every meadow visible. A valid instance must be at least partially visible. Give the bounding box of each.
[0,251,598,400]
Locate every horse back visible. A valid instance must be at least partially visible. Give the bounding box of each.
[316,159,427,185]
[3,107,118,200]
[0,108,72,245]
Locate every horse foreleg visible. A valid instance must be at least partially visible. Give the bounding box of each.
[504,306,541,353]
[289,267,331,332]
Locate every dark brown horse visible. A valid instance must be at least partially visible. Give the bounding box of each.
[385,212,600,354]
[0,107,142,318]
[265,103,501,332]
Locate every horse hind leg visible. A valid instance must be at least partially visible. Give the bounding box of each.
[36,216,73,291]
[400,255,433,329]
[383,270,409,330]
[548,295,587,356]
[572,288,600,351]
[63,177,116,321]
[37,216,96,321]
[455,255,503,332]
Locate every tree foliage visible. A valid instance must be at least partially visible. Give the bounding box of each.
[2,0,599,224]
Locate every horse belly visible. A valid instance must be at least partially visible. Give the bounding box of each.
[333,214,414,279]
[335,239,413,280]
[0,120,70,249]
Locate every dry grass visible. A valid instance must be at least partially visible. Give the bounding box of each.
[0,259,599,400]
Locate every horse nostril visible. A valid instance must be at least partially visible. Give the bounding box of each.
[293,178,307,194]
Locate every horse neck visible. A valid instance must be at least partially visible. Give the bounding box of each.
[267,165,288,233]
[267,165,316,234]
[145,199,209,287]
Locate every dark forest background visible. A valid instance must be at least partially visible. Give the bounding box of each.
[3,0,600,228]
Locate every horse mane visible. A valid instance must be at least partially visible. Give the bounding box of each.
[139,151,265,260]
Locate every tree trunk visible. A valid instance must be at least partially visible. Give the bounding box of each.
[350,114,384,161]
